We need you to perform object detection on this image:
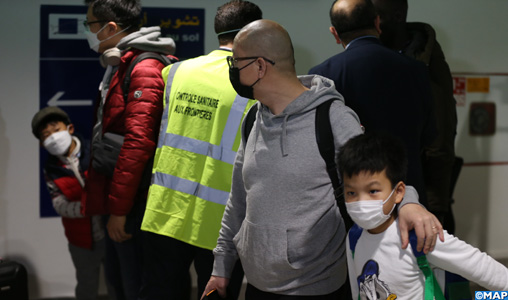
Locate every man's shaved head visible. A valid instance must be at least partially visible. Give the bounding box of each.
[234,19,295,73]
[330,0,377,44]
[333,0,364,16]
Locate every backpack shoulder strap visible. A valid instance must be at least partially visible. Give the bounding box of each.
[243,104,258,145]
[408,230,446,300]
[348,224,363,259]
[122,52,178,101]
[315,99,354,230]
[408,230,425,258]
[411,231,471,300]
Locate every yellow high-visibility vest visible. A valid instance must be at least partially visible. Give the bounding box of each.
[141,50,256,250]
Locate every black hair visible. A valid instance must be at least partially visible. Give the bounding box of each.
[85,0,141,32]
[214,0,262,45]
[36,115,71,140]
[330,0,377,44]
[338,131,407,188]
[372,0,408,25]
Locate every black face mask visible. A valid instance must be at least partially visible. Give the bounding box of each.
[229,63,260,100]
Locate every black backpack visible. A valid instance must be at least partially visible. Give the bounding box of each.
[122,52,178,188]
[122,51,179,101]
[243,99,354,231]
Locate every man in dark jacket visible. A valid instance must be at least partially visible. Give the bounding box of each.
[309,0,436,208]
[81,0,175,299]
[371,0,458,233]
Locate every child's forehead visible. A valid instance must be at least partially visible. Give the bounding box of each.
[39,120,66,134]
[43,120,66,127]
[344,169,391,186]
[347,169,387,180]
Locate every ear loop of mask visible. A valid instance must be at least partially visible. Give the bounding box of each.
[85,23,131,52]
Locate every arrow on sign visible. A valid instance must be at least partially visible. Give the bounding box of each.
[47,91,93,106]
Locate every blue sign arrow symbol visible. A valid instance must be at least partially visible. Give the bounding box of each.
[47,91,93,106]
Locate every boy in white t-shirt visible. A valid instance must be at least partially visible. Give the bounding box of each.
[337,131,508,299]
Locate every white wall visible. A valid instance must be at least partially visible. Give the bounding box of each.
[1,0,507,298]
[408,0,508,257]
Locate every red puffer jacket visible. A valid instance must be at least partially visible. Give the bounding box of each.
[83,49,166,216]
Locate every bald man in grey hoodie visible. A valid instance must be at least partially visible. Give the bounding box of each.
[202,20,443,300]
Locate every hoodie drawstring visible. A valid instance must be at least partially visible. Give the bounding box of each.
[252,107,261,153]
[281,114,290,157]
[252,105,290,157]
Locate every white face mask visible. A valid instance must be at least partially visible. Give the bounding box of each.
[43,130,72,156]
[84,24,130,53]
[345,188,397,230]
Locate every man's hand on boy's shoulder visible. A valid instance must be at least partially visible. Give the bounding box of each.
[398,203,444,254]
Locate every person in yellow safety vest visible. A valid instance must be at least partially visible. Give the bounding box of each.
[138,2,263,300]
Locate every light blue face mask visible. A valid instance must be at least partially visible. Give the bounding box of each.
[84,23,130,53]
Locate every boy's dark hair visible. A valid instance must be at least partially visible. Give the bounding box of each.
[31,107,71,139]
[330,0,377,44]
[214,0,262,45]
[85,0,141,32]
[338,131,407,187]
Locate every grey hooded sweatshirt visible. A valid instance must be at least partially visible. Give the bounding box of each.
[117,26,176,54]
[212,75,363,295]
[97,26,175,99]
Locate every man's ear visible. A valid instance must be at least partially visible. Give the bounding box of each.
[67,124,75,135]
[329,26,342,44]
[105,21,119,37]
[394,181,406,204]
[256,57,267,78]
